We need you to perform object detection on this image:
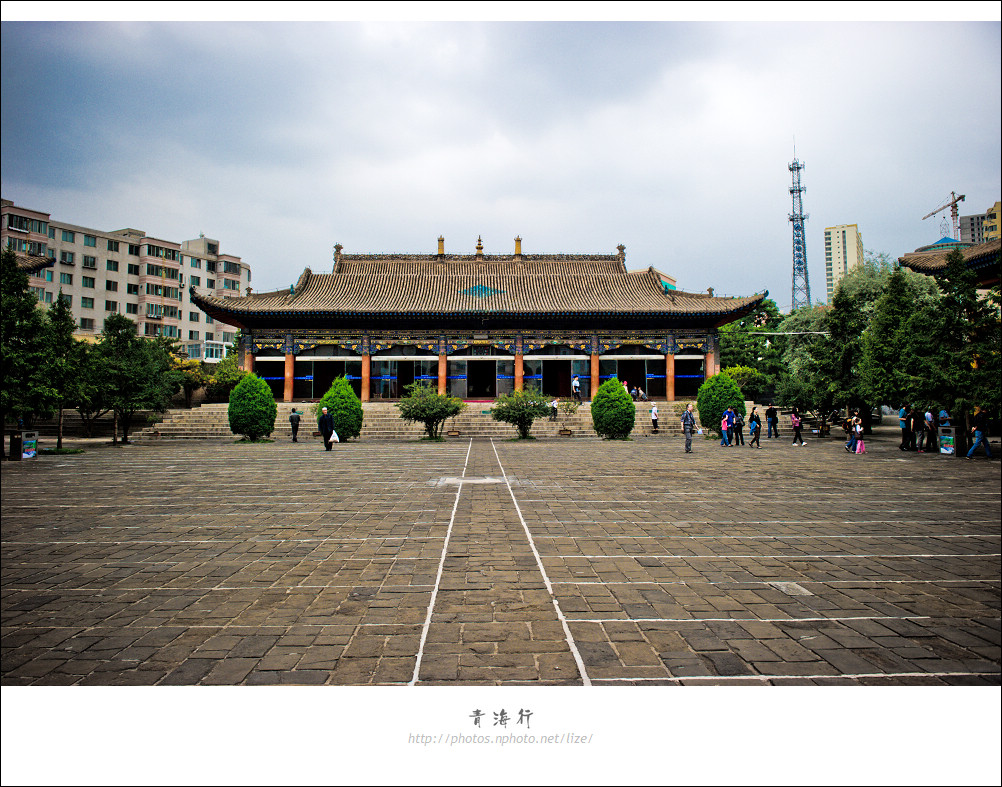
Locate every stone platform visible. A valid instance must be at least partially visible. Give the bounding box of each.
[2,425,998,686]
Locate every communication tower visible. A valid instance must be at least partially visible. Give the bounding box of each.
[789,157,811,309]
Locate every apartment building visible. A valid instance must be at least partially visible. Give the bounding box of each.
[824,223,865,302]
[984,200,1001,242]
[1,198,250,362]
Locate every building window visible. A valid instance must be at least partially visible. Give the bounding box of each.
[205,315,214,324]
[128,244,140,255]
[127,283,139,295]
[59,293,72,306]
[190,275,200,286]
[107,239,120,252]
[206,260,216,273]
[207,243,218,255]
[204,342,224,359]
[223,278,239,290]
[221,331,235,343]
[205,332,214,342]
[59,272,73,285]
[48,226,56,239]
[79,318,95,330]
[127,262,140,275]
[107,259,119,272]
[189,311,200,322]
[223,261,241,275]
[126,303,139,315]
[84,235,97,247]
[36,269,54,282]
[190,257,201,269]
[81,297,95,309]
[189,330,200,340]
[82,276,96,288]
[60,251,75,265]
[30,286,45,301]
[106,280,118,292]
[105,301,119,312]
[62,230,75,243]
[82,255,97,269]
[187,343,202,359]
[206,278,215,288]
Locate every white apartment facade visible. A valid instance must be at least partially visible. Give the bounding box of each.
[824,223,865,302]
[1,198,250,362]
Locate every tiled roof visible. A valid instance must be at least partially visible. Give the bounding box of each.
[898,238,1000,275]
[191,257,766,325]
[14,253,54,274]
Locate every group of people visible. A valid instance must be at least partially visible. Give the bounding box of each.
[896,403,993,459]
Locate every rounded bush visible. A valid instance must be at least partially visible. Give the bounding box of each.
[591,378,636,439]
[696,372,745,437]
[228,374,278,440]
[315,376,364,440]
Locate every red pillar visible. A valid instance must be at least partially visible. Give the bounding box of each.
[438,353,447,395]
[361,354,371,402]
[590,352,600,399]
[283,352,294,402]
[666,354,675,401]
[514,353,524,391]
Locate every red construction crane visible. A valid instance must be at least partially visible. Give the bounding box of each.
[922,191,966,240]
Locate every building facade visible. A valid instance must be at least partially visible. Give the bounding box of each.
[192,237,767,403]
[984,200,1001,242]
[824,223,865,302]
[1,198,251,361]
[959,212,986,245]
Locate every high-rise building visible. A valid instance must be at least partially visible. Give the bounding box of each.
[2,198,251,361]
[984,200,1001,242]
[824,223,865,302]
[959,212,986,244]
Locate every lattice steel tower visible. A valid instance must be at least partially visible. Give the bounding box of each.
[789,157,811,309]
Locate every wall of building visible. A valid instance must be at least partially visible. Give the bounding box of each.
[824,223,865,302]
[1,198,250,361]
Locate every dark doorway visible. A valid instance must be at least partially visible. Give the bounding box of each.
[617,360,647,395]
[397,361,415,392]
[467,361,497,399]
[542,360,572,396]
[313,361,343,398]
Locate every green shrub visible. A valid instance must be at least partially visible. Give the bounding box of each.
[696,372,745,437]
[591,378,636,439]
[721,365,769,403]
[315,376,364,440]
[206,352,248,402]
[228,374,278,440]
[491,387,550,439]
[397,382,466,439]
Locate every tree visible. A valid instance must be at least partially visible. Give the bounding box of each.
[1,248,52,434]
[721,365,769,404]
[774,305,827,410]
[807,285,868,418]
[719,298,786,392]
[173,356,209,408]
[227,374,278,440]
[42,292,84,449]
[491,387,550,439]
[205,351,248,402]
[696,372,745,437]
[100,314,181,443]
[590,378,636,439]
[396,382,465,439]
[75,342,114,437]
[315,376,364,440]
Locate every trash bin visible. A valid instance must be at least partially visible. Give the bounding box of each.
[939,426,955,455]
[9,431,38,460]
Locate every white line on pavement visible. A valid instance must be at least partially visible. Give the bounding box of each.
[492,439,592,687]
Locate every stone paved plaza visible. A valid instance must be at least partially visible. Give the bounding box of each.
[2,427,999,686]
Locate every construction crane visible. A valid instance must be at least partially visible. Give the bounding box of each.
[922,191,965,240]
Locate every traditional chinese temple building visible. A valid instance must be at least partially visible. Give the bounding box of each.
[190,237,767,402]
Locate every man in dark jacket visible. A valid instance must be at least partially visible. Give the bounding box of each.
[289,408,301,442]
[318,407,335,451]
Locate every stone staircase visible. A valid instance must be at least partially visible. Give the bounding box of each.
[137,400,702,441]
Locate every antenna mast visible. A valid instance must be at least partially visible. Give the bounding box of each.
[789,156,811,309]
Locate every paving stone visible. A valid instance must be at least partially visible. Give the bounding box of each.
[2,432,998,687]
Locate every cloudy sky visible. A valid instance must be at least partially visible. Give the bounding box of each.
[2,7,1000,311]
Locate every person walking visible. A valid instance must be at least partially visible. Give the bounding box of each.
[318,406,336,451]
[845,409,858,453]
[572,375,582,402]
[289,407,301,442]
[791,407,806,446]
[966,406,993,460]
[732,408,745,446]
[748,407,761,448]
[550,397,559,421]
[853,413,865,454]
[720,412,731,446]
[766,403,779,438]
[681,402,696,453]
[650,403,659,433]
[899,404,912,451]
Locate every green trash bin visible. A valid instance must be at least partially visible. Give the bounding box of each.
[939,426,955,455]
